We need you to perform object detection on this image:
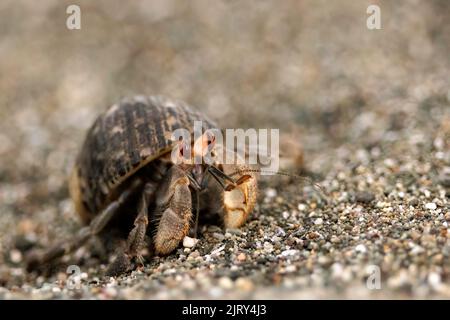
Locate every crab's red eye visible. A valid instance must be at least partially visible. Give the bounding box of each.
[178,143,186,157]
[207,135,215,145]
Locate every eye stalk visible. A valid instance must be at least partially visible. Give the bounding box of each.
[193,131,216,159]
[191,164,205,187]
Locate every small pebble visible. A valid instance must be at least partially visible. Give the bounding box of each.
[52,287,61,293]
[355,191,375,203]
[218,277,233,290]
[235,278,254,291]
[183,236,199,248]
[445,212,450,221]
[314,218,323,225]
[189,251,200,258]
[211,245,225,255]
[281,249,298,257]
[428,272,441,290]
[285,265,297,273]
[265,188,277,198]
[226,228,243,236]
[103,287,118,298]
[10,249,22,264]
[212,232,225,241]
[236,253,246,262]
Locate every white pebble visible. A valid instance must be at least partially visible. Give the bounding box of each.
[425,203,437,210]
[218,277,233,289]
[298,203,307,211]
[384,158,397,168]
[211,245,225,255]
[281,249,299,257]
[285,265,297,273]
[428,272,442,289]
[276,227,286,236]
[209,287,224,298]
[331,263,344,278]
[265,188,277,198]
[183,236,199,248]
[375,201,387,208]
[355,244,367,253]
[410,245,424,255]
[10,249,22,263]
[104,287,118,297]
[52,287,61,293]
[314,218,323,225]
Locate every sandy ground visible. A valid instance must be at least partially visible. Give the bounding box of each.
[0,1,449,299]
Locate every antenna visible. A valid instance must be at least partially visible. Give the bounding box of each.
[226,168,328,202]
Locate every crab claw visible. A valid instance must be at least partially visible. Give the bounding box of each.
[222,167,258,229]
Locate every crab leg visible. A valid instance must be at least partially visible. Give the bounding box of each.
[153,166,193,255]
[106,182,156,276]
[26,180,142,271]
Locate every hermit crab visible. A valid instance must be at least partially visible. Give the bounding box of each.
[27,95,259,276]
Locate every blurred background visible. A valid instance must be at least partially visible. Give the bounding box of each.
[0,0,449,298]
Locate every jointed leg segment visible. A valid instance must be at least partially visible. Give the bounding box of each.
[153,166,193,255]
[26,184,139,271]
[106,182,155,276]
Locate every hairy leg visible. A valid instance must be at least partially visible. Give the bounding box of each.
[106,182,156,276]
[153,166,193,255]
[188,190,200,238]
